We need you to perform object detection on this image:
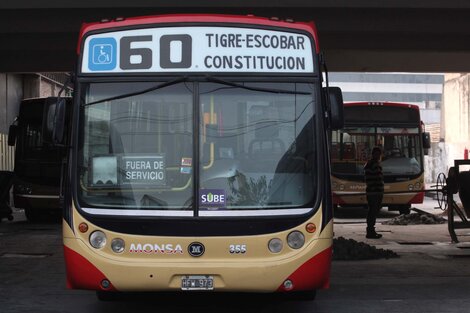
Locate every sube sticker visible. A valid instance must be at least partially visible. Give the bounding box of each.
[199,189,226,208]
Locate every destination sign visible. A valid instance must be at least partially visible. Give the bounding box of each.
[81,27,314,73]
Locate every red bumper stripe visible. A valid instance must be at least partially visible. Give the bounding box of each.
[277,246,332,292]
[64,245,116,291]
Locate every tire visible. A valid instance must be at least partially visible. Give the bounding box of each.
[287,290,317,301]
[96,291,119,301]
[24,207,41,222]
[398,206,411,215]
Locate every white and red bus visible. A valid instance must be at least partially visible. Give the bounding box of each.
[331,102,430,214]
[52,14,343,300]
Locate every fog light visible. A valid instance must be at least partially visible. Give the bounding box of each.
[283,279,293,290]
[268,238,283,253]
[101,279,111,289]
[111,238,125,253]
[287,231,305,249]
[89,231,107,249]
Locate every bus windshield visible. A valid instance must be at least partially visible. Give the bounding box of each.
[331,126,423,178]
[17,103,44,160]
[78,81,317,215]
[15,100,64,186]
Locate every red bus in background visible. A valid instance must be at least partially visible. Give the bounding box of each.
[331,102,431,215]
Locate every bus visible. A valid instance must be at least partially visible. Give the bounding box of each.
[330,102,431,215]
[8,97,71,222]
[52,14,344,300]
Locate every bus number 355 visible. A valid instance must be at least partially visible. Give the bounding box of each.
[229,244,247,254]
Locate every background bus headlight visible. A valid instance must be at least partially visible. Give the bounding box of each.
[111,238,125,253]
[287,231,305,249]
[268,238,283,253]
[89,231,107,249]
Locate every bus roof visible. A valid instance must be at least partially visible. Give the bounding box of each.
[77,13,320,54]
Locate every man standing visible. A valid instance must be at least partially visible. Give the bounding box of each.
[364,146,384,239]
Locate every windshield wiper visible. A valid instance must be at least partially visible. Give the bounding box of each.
[140,194,168,208]
[205,75,311,95]
[97,193,136,206]
[82,76,188,107]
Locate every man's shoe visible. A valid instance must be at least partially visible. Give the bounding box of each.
[366,232,383,239]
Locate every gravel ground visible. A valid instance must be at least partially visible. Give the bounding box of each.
[382,210,446,225]
[332,207,450,261]
[332,236,399,261]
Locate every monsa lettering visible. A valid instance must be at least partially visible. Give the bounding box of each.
[129,243,183,254]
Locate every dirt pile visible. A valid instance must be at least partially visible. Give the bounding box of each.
[333,236,399,260]
[382,211,446,225]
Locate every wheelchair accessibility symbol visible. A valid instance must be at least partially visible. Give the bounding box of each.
[95,45,112,64]
[88,37,117,71]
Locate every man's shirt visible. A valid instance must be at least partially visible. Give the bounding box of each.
[364,159,384,193]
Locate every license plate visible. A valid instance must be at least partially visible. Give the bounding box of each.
[181,275,214,290]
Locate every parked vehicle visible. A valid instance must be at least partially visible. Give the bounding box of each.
[8,97,71,221]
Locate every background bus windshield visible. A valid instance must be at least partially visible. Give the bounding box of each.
[331,127,423,179]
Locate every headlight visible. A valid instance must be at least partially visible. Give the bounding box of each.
[408,184,414,191]
[111,238,125,253]
[287,231,305,249]
[268,238,283,253]
[414,182,422,190]
[89,231,107,249]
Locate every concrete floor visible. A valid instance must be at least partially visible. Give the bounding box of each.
[1,197,470,313]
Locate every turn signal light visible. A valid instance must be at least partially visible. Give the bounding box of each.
[306,223,316,233]
[78,223,89,233]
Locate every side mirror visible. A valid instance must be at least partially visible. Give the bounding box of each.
[422,132,431,150]
[325,86,344,130]
[8,124,17,146]
[52,98,67,145]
